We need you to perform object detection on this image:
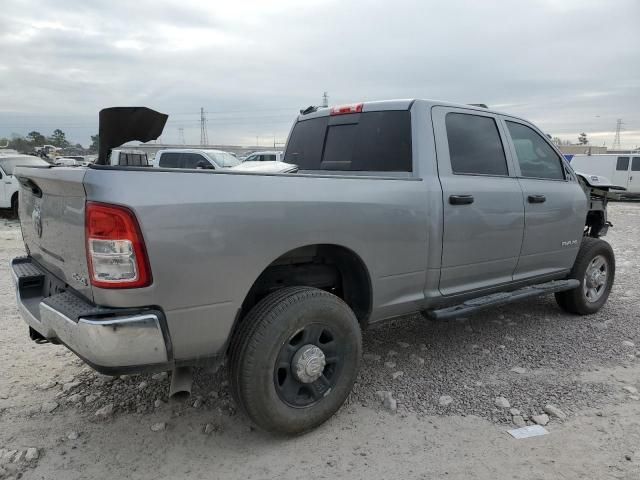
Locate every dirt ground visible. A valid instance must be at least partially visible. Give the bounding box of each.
[1,204,640,480]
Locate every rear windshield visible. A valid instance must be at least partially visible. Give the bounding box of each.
[0,157,50,175]
[284,110,412,172]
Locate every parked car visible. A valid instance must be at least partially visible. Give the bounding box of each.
[108,149,150,167]
[570,154,640,197]
[243,151,284,162]
[11,99,617,435]
[0,153,50,216]
[154,148,241,169]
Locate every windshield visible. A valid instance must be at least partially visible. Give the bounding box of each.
[210,151,240,167]
[0,157,50,175]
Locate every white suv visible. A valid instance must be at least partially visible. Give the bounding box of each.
[0,154,50,216]
[154,149,241,169]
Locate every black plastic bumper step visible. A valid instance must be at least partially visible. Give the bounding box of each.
[425,279,580,320]
[12,257,45,289]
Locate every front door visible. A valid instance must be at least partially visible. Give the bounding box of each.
[612,156,631,189]
[432,107,525,296]
[629,157,640,194]
[501,118,587,280]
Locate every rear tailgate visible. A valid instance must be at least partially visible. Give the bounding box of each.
[15,165,93,300]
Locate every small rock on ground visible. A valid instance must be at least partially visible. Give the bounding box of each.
[150,422,166,432]
[41,402,59,413]
[510,367,526,374]
[25,448,39,461]
[512,415,526,428]
[495,396,511,409]
[67,431,79,440]
[623,385,639,394]
[544,404,567,420]
[392,371,404,380]
[532,414,549,426]
[622,340,635,348]
[95,403,114,419]
[438,395,453,407]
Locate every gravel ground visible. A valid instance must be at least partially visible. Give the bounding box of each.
[1,203,640,479]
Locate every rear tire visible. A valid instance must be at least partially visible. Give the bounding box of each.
[229,287,361,435]
[555,237,615,315]
[11,195,18,218]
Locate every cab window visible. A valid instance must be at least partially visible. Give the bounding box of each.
[506,121,565,180]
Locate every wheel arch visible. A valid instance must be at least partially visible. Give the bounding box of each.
[236,243,373,332]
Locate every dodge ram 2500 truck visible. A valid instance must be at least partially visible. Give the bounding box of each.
[11,100,617,434]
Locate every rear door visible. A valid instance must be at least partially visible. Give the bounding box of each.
[501,118,587,280]
[612,156,631,189]
[432,107,525,296]
[629,157,640,193]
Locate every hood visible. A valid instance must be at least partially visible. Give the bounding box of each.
[574,171,626,191]
[231,161,298,173]
[97,107,168,165]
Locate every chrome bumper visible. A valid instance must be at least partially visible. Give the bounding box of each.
[11,257,169,370]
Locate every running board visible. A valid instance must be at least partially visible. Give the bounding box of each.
[425,279,580,321]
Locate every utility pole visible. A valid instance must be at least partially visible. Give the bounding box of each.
[322,91,329,108]
[178,127,185,145]
[200,108,209,146]
[612,119,623,150]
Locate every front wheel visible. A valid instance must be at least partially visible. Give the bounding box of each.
[555,237,615,315]
[229,287,362,435]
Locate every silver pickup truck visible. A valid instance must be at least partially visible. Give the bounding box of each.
[11,99,616,434]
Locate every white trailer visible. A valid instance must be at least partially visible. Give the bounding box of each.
[570,154,640,195]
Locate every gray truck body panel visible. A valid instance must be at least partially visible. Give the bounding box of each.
[13,98,589,366]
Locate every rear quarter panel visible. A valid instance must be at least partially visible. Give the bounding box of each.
[83,168,430,360]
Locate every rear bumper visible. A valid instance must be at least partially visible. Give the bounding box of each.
[11,256,170,373]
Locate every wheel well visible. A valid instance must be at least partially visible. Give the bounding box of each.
[11,192,18,205]
[239,244,372,326]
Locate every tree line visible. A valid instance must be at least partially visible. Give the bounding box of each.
[0,130,99,153]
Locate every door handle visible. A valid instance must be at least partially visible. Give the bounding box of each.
[528,194,546,203]
[449,194,474,205]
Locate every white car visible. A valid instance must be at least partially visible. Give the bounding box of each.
[243,151,284,162]
[0,154,50,216]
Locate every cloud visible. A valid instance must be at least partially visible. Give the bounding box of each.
[0,0,639,148]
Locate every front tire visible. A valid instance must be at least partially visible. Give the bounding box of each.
[229,287,362,435]
[555,237,615,315]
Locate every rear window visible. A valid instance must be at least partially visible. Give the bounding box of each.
[284,111,412,172]
[633,157,640,172]
[158,153,181,168]
[445,113,508,176]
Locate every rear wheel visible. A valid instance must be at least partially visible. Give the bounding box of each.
[229,287,361,435]
[555,237,615,315]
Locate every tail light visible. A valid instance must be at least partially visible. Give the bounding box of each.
[330,103,363,116]
[85,202,152,288]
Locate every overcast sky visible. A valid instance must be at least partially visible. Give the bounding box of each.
[1,0,638,148]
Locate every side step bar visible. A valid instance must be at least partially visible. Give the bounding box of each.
[424,279,580,321]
